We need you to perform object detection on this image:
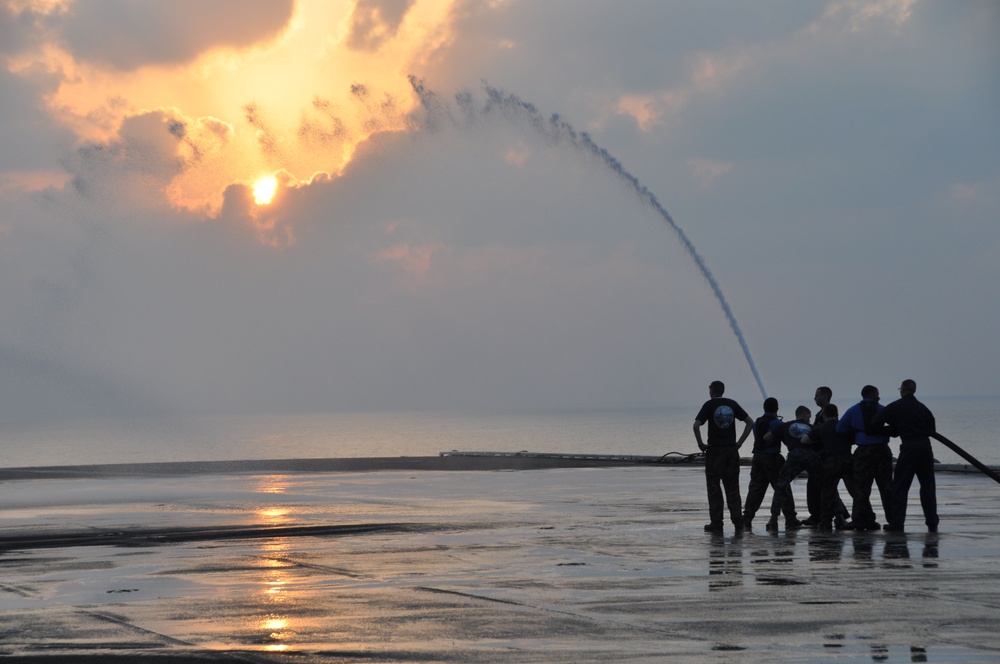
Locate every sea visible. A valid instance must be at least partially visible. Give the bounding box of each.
[0,396,996,469]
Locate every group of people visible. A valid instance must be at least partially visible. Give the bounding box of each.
[692,380,938,535]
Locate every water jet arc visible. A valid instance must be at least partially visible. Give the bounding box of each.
[479,85,768,399]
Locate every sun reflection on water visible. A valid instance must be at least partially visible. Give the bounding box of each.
[256,475,289,495]
[254,505,297,649]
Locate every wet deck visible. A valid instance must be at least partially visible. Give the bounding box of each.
[0,462,998,662]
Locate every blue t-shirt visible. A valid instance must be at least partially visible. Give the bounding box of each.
[836,399,890,446]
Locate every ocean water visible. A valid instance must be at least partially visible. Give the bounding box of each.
[0,396,996,469]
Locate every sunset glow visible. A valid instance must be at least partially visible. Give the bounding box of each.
[253,175,279,205]
[8,0,459,214]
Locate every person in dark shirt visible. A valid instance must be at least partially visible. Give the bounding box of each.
[803,386,834,524]
[741,398,800,531]
[807,386,850,527]
[693,381,754,533]
[872,379,939,532]
[766,405,820,531]
[802,403,858,532]
[837,385,892,531]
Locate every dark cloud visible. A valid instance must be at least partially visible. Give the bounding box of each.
[56,0,295,70]
[0,69,76,171]
[428,0,823,116]
[0,2,37,55]
[347,0,416,51]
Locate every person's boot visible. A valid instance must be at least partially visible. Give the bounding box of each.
[834,515,852,530]
[704,522,724,533]
[785,518,803,530]
[765,517,779,532]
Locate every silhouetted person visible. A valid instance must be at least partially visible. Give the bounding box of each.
[742,398,799,531]
[837,385,892,530]
[872,379,938,532]
[802,403,858,532]
[808,386,851,527]
[767,405,819,531]
[693,381,754,533]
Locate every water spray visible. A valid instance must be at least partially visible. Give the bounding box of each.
[409,78,768,398]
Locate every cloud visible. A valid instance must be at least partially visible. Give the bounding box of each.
[0,1,997,424]
[0,62,76,173]
[54,0,296,70]
[0,92,741,420]
[347,0,417,51]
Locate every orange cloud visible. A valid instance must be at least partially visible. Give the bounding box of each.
[4,0,461,216]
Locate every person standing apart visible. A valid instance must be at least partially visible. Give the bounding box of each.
[872,379,939,533]
[837,385,892,531]
[694,381,754,533]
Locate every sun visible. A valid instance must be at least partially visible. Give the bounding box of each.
[253,175,279,205]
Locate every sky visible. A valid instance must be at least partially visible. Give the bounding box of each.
[0,0,998,423]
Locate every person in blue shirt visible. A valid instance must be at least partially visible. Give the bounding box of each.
[693,381,754,533]
[836,385,892,531]
[872,379,939,533]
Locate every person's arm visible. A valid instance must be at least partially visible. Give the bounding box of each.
[736,416,754,448]
[693,420,706,451]
[869,404,895,436]
[835,410,852,435]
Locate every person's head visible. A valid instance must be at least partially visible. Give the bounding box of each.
[795,405,812,420]
[814,386,833,407]
[763,397,778,413]
[861,385,879,401]
[823,403,839,421]
[899,379,917,396]
[709,380,725,398]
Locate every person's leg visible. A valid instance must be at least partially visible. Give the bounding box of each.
[914,444,938,530]
[835,455,858,527]
[805,473,822,523]
[874,445,895,525]
[852,447,877,529]
[720,448,743,528]
[763,454,795,528]
[776,453,807,529]
[888,445,917,529]
[705,448,725,528]
[819,458,838,529]
[743,455,767,524]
